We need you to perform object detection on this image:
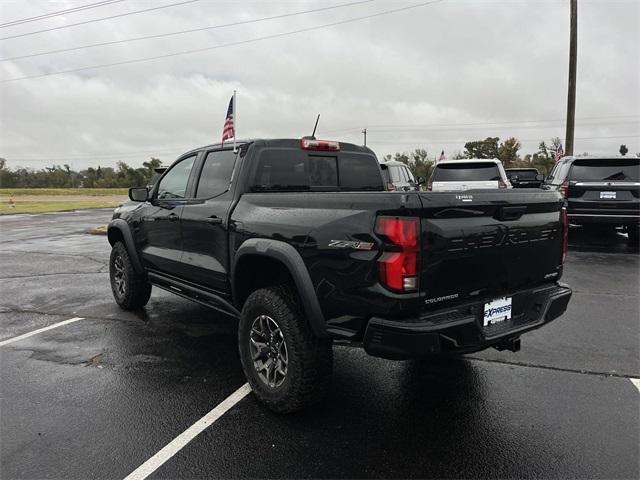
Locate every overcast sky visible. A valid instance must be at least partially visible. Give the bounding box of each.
[0,0,638,170]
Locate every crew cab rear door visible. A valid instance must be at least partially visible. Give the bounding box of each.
[418,190,564,309]
[178,149,238,293]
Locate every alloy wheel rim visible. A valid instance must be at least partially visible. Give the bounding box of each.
[249,314,288,388]
[113,255,126,297]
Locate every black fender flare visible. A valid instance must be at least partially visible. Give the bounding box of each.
[232,238,328,338]
[107,219,144,274]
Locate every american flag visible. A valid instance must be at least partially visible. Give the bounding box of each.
[554,143,564,162]
[221,96,235,144]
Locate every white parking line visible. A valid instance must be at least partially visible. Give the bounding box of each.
[630,378,640,393]
[123,383,252,480]
[0,317,85,347]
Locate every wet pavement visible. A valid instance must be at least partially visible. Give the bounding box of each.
[0,209,638,479]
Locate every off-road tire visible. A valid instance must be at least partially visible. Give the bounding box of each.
[238,286,333,413]
[109,241,152,310]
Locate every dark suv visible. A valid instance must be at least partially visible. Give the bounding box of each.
[543,156,640,243]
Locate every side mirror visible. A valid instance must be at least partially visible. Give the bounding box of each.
[535,174,544,182]
[129,187,149,202]
[416,176,426,185]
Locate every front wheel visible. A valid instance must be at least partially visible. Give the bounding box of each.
[109,242,152,310]
[238,286,333,413]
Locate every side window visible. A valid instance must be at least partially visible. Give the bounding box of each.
[558,162,572,183]
[196,150,237,199]
[157,156,196,199]
[389,166,402,182]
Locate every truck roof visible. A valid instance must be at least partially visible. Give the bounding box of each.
[380,160,409,166]
[181,138,374,157]
[558,156,638,162]
[435,159,501,166]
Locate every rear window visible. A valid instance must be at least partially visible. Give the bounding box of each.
[339,155,385,190]
[251,149,384,191]
[508,169,538,180]
[434,163,500,181]
[569,159,640,182]
[404,166,415,182]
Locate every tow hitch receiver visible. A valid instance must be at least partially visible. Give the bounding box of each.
[493,337,521,352]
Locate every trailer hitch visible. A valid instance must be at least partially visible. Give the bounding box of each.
[492,337,521,352]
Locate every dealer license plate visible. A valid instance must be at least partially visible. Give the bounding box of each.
[483,297,512,326]
[600,191,616,199]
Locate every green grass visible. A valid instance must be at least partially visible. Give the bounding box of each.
[0,200,121,214]
[0,188,129,196]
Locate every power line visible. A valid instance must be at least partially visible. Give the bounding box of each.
[360,120,639,133]
[4,115,636,160]
[0,0,374,62]
[0,0,127,28]
[329,114,640,134]
[1,0,446,83]
[367,135,640,145]
[0,0,202,41]
[322,115,640,134]
[5,134,637,162]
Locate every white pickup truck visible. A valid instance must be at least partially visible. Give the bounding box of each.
[429,159,511,191]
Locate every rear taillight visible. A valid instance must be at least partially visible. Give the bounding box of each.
[498,179,508,189]
[386,183,396,191]
[561,206,569,264]
[375,216,419,292]
[426,179,433,191]
[560,180,569,198]
[300,138,340,151]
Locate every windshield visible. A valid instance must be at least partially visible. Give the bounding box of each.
[569,159,640,182]
[434,163,500,182]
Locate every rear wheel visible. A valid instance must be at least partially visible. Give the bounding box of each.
[238,286,333,413]
[109,242,151,310]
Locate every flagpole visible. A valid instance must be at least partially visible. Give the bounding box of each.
[233,90,237,153]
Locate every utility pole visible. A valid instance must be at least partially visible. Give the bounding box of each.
[565,0,578,157]
[362,128,367,146]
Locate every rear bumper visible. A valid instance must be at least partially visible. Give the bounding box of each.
[568,212,640,225]
[362,283,572,359]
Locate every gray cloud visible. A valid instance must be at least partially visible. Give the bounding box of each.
[1,0,638,169]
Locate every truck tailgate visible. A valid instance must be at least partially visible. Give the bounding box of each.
[418,190,564,309]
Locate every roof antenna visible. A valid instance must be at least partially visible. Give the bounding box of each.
[311,114,320,139]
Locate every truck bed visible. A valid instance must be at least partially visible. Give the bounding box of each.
[231,188,566,340]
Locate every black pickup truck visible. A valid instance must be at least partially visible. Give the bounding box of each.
[108,138,572,412]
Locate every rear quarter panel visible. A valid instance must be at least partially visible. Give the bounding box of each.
[230,192,424,336]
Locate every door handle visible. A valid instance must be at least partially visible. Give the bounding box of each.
[206,216,222,225]
[168,213,179,222]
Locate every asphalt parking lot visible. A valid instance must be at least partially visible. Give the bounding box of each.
[1,209,638,479]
